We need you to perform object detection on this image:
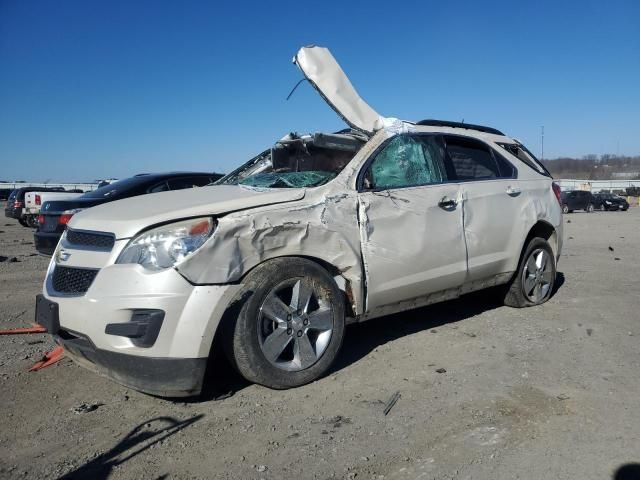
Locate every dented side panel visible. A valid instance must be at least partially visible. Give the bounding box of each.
[357,184,467,314]
[176,186,366,315]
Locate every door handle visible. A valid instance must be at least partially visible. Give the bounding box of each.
[506,186,521,196]
[438,196,458,209]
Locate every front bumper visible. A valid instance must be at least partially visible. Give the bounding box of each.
[40,258,242,396]
[60,331,208,397]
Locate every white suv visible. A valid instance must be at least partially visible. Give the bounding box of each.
[36,46,563,397]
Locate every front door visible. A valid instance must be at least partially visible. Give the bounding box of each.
[357,134,467,313]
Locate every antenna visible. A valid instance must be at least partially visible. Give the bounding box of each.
[541,126,544,161]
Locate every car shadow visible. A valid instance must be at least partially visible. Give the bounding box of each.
[197,272,566,401]
[613,463,640,480]
[332,270,566,374]
[59,415,203,479]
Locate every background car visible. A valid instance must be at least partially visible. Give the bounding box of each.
[4,186,65,226]
[593,192,629,211]
[35,172,223,255]
[0,188,13,201]
[560,190,595,213]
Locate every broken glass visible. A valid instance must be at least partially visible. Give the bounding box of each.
[369,135,446,189]
[240,171,337,188]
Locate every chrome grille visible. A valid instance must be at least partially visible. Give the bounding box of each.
[52,266,99,294]
[66,230,115,250]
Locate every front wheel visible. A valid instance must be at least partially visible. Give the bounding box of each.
[18,218,29,227]
[562,204,569,214]
[228,257,345,389]
[503,237,556,308]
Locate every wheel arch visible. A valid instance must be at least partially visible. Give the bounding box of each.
[238,254,358,320]
[522,220,558,259]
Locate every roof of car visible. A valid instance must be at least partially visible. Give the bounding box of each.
[415,119,505,136]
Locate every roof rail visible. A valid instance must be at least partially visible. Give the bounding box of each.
[416,119,504,136]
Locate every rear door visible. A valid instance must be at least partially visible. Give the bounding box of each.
[357,134,467,312]
[442,135,524,282]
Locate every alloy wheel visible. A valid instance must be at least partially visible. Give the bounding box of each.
[521,249,554,303]
[257,278,334,372]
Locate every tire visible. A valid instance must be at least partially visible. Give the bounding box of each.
[586,203,594,213]
[18,218,29,227]
[25,215,39,228]
[503,237,556,308]
[228,257,345,389]
[562,204,569,214]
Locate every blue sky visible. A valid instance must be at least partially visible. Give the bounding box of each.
[1,0,639,182]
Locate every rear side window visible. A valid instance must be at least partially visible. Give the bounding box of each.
[497,142,550,177]
[444,136,515,180]
[168,176,211,190]
[364,134,448,190]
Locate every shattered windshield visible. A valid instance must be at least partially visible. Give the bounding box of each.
[218,132,365,189]
[241,171,337,188]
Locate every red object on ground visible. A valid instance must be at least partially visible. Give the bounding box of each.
[29,346,65,371]
[0,324,47,335]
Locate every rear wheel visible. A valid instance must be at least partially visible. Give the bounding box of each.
[586,203,594,213]
[25,215,39,228]
[562,204,569,214]
[18,218,29,227]
[228,257,345,389]
[503,237,556,308]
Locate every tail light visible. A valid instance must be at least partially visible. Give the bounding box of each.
[13,201,23,208]
[35,194,41,205]
[38,215,45,225]
[552,182,562,207]
[58,214,74,225]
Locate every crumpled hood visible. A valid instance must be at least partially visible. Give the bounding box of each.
[68,185,306,238]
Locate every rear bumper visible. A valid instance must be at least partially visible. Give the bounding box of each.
[4,208,19,219]
[58,332,208,397]
[34,231,62,256]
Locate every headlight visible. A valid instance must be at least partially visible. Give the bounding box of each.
[116,217,215,270]
[605,200,611,204]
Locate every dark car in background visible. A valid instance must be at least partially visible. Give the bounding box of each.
[0,188,13,201]
[593,192,629,211]
[5,187,65,226]
[560,190,595,214]
[35,172,223,255]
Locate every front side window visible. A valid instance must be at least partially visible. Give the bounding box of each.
[364,134,447,190]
